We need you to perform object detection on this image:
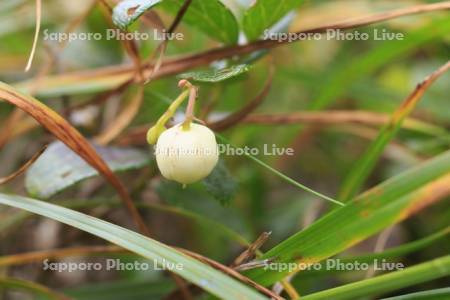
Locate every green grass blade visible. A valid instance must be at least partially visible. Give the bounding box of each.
[0,194,267,300]
[310,18,450,111]
[301,255,450,300]
[297,226,450,279]
[381,287,450,300]
[217,135,345,206]
[338,61,450,201]
[244,149,450,285]
[0,277,70,300]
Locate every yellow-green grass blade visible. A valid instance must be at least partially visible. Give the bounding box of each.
[297,226,450,279]
[245,149,450,285]
[301,255,450,300]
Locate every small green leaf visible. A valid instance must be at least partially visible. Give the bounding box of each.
[243,0,303,41]
[112,0,163,30]
[178,64,250,83]
[25,141,150,198]
[203,160,238,205]
[160,0,239,44]
[112,0,239,44]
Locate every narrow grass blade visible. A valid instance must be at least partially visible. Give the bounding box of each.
[0,194,267,300]
[0,277,70,300]
[298,226,450,279]
[0,81,148,235]
[339,61,450,201]
[301,255,450,300]
[381,288,450,300]
[217,135,345,206]
[245,149,450,285]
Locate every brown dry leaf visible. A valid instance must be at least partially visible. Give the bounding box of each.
[0,81,150,235]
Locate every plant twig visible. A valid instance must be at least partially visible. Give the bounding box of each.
[25,0,41,71]
[232,232,272,267]
[209,59,275,131]
[145,0,192,83]
[20,2,450,96]
[0,145,47,185]
[0,82,151,237]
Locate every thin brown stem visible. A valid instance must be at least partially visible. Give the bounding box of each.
[0,145,47,185]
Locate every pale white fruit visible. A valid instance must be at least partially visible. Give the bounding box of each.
[155,123,219,184]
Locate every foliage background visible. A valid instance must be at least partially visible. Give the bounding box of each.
[0,0,449,299]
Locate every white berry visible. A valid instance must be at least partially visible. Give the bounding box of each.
[155,123,219,184]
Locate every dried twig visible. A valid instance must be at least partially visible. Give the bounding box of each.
[232,232,272,267]
[0,145,47,185]
[145,0,192,82]
[0,82,151,237]
[177,248,285,300]
[25,0,42,71]
[20,2,450,96]
[209,59,275,131]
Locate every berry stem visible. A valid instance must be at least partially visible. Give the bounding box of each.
[182,85,197,130]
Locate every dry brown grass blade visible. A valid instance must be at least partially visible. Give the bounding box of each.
[232,232,271,268]
[95,85,145,145]
[177,248,285,300]
[1,1,97,150]
[0,109,25,149]
[392,61,450,122]
[0,243,280,300]
[0,145,47,185]
[18,2,450,96]
[339,60,450,201]
[242,110,442,133]
[0,81,150,236]
[400,173,450,218]
[209,61,275,131]
[0,245,123,266]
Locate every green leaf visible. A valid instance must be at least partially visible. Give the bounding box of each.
[112,0,239,44]
[25,141,150,198]
[243,0,303,41]
[381,288,450,300]
[203,160,238,205]
[301,255,450,300]
[0,193,268,300]
[178,64,250,83]
[160,0,239,44]
[244,148,450,285]
[112,0,163,30]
